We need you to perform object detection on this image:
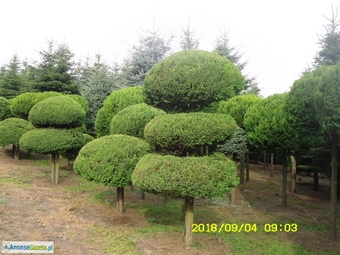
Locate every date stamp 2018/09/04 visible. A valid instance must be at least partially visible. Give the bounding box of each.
[192,223,298,233]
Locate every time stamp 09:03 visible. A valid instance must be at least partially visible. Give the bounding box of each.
[192,223,298,233]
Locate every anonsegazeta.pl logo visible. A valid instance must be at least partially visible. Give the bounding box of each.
[2,241,54,253]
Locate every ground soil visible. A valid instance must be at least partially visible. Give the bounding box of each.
[0,146,339,255]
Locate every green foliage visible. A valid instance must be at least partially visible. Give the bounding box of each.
[94,86,144,137]
[285,70,323,154]
[64,94,89,113]
[74,134,152,187]
[10,91,61,119]
[144,112,237,152]
[28,96,86,128]
[0,118,34,146]
[218,94,262,128]
[243,93,292,153]
[218,127,248,155]
[0,96,11,120]
[143,50,245,113]
[313,7,340,67]
[33,40,79,94]
[110,103,166,138]
[132,153,239,198]
[61,133,94,160]
[20,128,85,155]
[313,63,340,136]
[0,55,25,99]
[179,23,199,50]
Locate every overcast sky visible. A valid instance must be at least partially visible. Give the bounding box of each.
[1,0,338,97]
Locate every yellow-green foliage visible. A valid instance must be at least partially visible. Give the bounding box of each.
[144,112,237,152]
[0,118,34,146]
[20,129,85,155]
[28,96,86,128]
[95,86,144,137]
[143,50,245,113]
[110,103,166,139]
[132,153,239,198]
[10,92,61,119]
[218,94,262,128]
[74,134,152,187]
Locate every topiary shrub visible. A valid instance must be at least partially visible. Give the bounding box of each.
[10,91,61,119]
[74,134,152,213]
[65,94,89,113]
[218,94,262,128]
[0,118,34,160]
[28,96,86,128]
[0,96,12,121]
[95,86,144,137]
[19,96,86,184]
[110,103,166,139]
[144,112,237,155]
[143,50,245,113]
[132,153,238,198]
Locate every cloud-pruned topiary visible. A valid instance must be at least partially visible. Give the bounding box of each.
[218,94,262,129]
[0,96,12,121]
[95,86,144,137]
[144,112,237,154]
[28,96,86,128]
[0,118,34,160]
[110,103,166,139]
[143,50,245,113]
[74,134,152,213]
[10,92,61,119]
[20,129,85,155]
[132,153,238,198]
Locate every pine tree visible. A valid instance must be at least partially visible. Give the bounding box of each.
[313,6,340,67]
[214,28,260,95]
[123,29,173,86]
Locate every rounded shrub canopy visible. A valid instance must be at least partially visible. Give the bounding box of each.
[65,94,89,113]
[74,134,152,187]
[10,91,61,119]
[20,128,85,155]
[143,50,245,113]
[110,103,166,139]
[95,86,144,137]
[132,153,239,198]
[0,118,34,146]
[218,94,262,128]
[144,112,237,151]
[28,96,86,128]
[0,96,11,121]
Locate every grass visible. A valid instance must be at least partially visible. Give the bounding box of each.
[1,150,339,255]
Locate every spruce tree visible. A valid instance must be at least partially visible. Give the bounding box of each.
[0,55,24,99]
[33,40,79,94]
[214,28,260,95]
[313,6,340,67]
[123,29,173,86]
[179,22,199,50]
